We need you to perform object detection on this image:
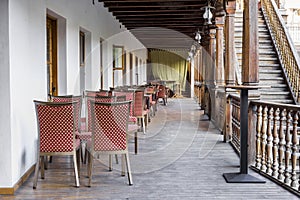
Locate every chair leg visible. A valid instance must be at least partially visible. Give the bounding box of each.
[141,117,146,134]
[134,132,138,154]
[125,152,133,185]
[88,152,93,187]
[33,155,40,189]
[109,155,113,171]
[41,156,45,179]
[115,154,119,164]
[44,156,48,170]
[145,114,149,126]
[81,141,86,164]
[121,154,125,176]
[73,152,80,187]
[87,151,91,177]
[76,149,81,178]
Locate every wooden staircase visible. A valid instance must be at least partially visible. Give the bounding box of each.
[234,10,295,104]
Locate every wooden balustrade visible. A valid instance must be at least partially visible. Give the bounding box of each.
[250,100,300,194]
[226,94,241,153]
[226,93,300,194]
[261,0,300,103]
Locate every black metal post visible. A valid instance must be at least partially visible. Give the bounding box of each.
[240,89,248,174]
[223,87,265,183]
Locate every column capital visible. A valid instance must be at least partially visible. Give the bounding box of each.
[215,16,225,28]
[209,28,216,39]
[225,0,237,15]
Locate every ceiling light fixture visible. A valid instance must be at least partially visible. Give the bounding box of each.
[195,30,202,44]
[201,1,215,25]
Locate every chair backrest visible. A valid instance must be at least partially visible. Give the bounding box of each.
[34,101,78,153]
[90,101,131,151]
[114,91,135,116]
[157,85,167,98]
[133,90,145,117]
[51,95,82,132]
[116,95,126,102]
[85,95,116,131]
[85,90,99,97]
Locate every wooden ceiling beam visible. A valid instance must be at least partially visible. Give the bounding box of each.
[111,9,202,14]
[114,13,200,17]
[106,4,205,10]
[100,0,209,47]
[120,20,204,24]
[101,0,202,3]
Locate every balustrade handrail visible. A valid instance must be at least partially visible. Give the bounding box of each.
[228,93,240,101]
[261,0,300,103]
[250,100,300,111]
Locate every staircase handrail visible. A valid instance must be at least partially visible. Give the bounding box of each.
[261,0,300,103]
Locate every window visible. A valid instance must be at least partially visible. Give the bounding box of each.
[80,31,85,66]
[113,45,124,70]
[100,38,104,89]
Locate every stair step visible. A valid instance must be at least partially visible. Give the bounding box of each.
[259,40,273,44]
[259,51,276,55]
[259,58,278,62]
[259,69,282,73]
[259,92,291,96]
[259,58,279,65]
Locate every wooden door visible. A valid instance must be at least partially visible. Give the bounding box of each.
[46,17,58,96]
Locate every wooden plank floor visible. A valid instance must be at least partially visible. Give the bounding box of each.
[2,98,299,199]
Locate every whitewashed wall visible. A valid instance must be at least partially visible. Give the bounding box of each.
[0,0,146,188]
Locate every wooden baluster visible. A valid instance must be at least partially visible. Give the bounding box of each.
[266,107,274,174]
[256,105,263,169]
[284,111,292,185]
[260,106,268,172]
[272,108,279,177]
[278,109,286,181]
[237,101,240,147]
[291,112,298,187]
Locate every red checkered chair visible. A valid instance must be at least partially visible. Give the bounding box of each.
[52,95,87,162]
[33,100,81,189]
[157,85,168,106]
[145,87,157,117]
[115,91,140,154]
[133,90,149,134]
[86,101,133,186]
[79,95,116,163]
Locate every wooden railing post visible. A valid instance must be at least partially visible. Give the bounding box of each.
[248,103,257,165]
[291,112,298,188]
[272,108,279,178]
[242,0,259,85]
[255,105,263,169]
[225,95,232,142]
[225,0,236,86]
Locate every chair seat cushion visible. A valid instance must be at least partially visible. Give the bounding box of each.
[76,131,92,141]
[128,124,140,132]
[143,109,149,115]
[129,116,137,123]
[150,101,156,105]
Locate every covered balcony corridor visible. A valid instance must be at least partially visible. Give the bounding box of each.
[3,98,298,199]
